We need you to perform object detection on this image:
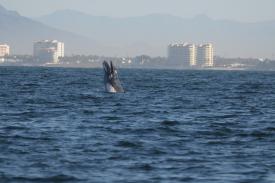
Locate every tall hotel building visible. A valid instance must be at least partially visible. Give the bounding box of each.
[168,43,214,68]
[0,44,10,57]
[197,43,214,67]
[33,40,64,63]
[168,43,196,68]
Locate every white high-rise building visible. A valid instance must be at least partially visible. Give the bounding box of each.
[168,42,214,68]
[168,43,196,68]
[183,44,196,67]
[197,43,214,67]
[168,43,185,67]
[0,44,10,57]
[33,40,64,63]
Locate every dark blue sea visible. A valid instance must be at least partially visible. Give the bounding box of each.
[0,67,275,183]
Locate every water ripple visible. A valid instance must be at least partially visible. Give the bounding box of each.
[0,67,275,183]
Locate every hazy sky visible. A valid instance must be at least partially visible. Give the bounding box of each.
[0,0,275,22]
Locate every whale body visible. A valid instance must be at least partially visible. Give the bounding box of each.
[103,61,124,93]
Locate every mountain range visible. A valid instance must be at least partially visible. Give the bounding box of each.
[1,4,275,58]
[37,10,275,58]
[0,5,102,55]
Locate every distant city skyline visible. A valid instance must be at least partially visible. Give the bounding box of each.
[1,1,275,59]
[0,0,275,22]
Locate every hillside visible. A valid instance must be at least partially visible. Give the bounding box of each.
[38,10,275,58]
[0,5,99,55]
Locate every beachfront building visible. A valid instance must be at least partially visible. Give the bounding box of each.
[33,40,64,63]
[197,43,214,67]
[168,42,214,68]
[168,43,196,68]
[0,44,10,57]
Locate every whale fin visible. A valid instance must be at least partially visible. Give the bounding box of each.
[103,61,124,93]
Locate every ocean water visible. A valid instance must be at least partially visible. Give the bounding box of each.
[0,66,275,183]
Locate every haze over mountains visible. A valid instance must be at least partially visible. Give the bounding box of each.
[1,3,275,58]
[0,5,101,55]
[37,10,275,58]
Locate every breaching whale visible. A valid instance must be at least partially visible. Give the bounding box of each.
[103,61,124,93]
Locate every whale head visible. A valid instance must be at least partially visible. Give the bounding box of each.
[103,61,124,93]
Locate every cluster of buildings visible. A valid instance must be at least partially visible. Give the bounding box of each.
[33,40,64,63]
[0,40,65,64]
[168,43,214,68]
[2,41,214,68]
